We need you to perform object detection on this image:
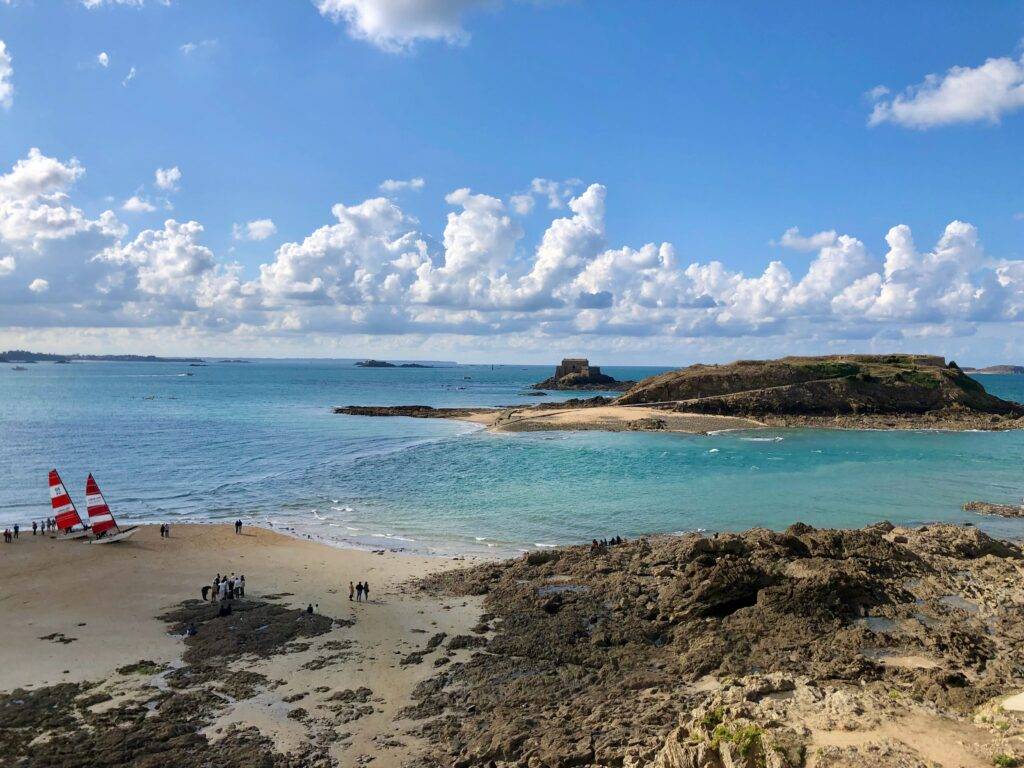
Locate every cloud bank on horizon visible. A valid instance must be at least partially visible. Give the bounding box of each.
[0,147,1021,358]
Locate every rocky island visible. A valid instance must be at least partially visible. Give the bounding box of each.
[532,358,635,391]
[963,501,1024,518]
[336,354,1024,434]
[962,365,1024,375]
[354,359,433,368]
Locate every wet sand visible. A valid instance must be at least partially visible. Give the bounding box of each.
[0,524,484,766]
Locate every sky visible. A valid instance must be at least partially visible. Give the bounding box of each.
[0,1,1022,365]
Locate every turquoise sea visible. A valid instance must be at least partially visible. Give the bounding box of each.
[2,361,1023,555]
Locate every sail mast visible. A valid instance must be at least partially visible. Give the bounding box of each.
[85,474,118,535]
[49,469,86,532]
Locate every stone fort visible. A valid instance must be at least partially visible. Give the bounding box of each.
[554,358,601,379]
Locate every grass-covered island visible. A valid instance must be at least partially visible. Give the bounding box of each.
[336,354,1024,433]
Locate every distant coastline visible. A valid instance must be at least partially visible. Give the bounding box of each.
[0,349,205,364]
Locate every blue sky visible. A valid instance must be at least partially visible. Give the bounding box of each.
[0,1,1022,363]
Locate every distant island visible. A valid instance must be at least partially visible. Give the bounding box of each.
[0,350,204,364]
[217,359,251,364]
[961,365,1024,375]
[532,358,634,391]
[354,359,433,368]
[339,354,1024,433]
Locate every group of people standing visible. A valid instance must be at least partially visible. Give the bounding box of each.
[4,519,62,542]
[349,580,371,602]
[202,572,245,603]
[158,523,171,538]
[590,535,625,552]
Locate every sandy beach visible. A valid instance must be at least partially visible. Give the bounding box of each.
[0,524,485,766]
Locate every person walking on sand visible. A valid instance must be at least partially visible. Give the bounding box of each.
[349,581,354,601]
[32,521,37,536]
[355,582,364,602]
[235,519,242,534]
[363,582,370,602]
[13,524,19,539]
[238,575,245,598]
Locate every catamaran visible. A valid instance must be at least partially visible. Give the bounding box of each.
[85,473,139,544]
[49,469,91,540]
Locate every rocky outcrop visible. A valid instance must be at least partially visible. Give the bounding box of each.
[964,500,1024,518]
[616,355,1024,427]
[333,405,487,418]
[408,523,1024,767]
[354,359,396,367]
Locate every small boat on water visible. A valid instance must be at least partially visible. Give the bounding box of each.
[49,469,91,540]
[85,474,138,544]
[12,366,27,371]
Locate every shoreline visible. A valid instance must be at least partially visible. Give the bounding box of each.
[335,402,1024,434]
[6,521,1023,766]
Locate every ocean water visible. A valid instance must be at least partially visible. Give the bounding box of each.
[2,361,1023,555]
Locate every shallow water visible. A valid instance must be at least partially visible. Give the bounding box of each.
[2,361,1022,556]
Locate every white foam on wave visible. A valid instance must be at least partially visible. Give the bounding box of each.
[534,542,557,548]
[312,509,327,521]
[708,448,720,454]
[740,436,784,442]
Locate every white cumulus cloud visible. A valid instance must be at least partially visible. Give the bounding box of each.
[2,147,1023,357]
[28,278,48,292]
[97,51,110,68]
[315,0,496,52]
[379,177,425,193]
[233,219,278,241]
[776,227,838,252]
[154,166,181,191]
[122,195,156,213]
[0,41,13,110]
[869,52,1024,129]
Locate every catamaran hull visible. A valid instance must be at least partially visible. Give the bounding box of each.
[89,526,139,545]
[56,529,92,540]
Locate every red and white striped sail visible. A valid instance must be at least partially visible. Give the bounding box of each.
[85,474,118,536]
[49,469,85,532]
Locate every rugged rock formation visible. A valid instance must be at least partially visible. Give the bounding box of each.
[333,405,486,419]
[616,355,1024,428]
[964,501,1024,518]
[408,523,1024,767]
[533,358,635,391]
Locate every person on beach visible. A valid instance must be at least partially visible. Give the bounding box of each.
[13,524,19,539]
[32,521,37,535]
[238,575,245,598]
[164,523,170,538]
[201,585,211,601]
[349,581,354,601]
[306,603,313,614]
[235,520,242,534]
[159,524,165,538]
[355,582,364,602]
[363,582,370,602]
